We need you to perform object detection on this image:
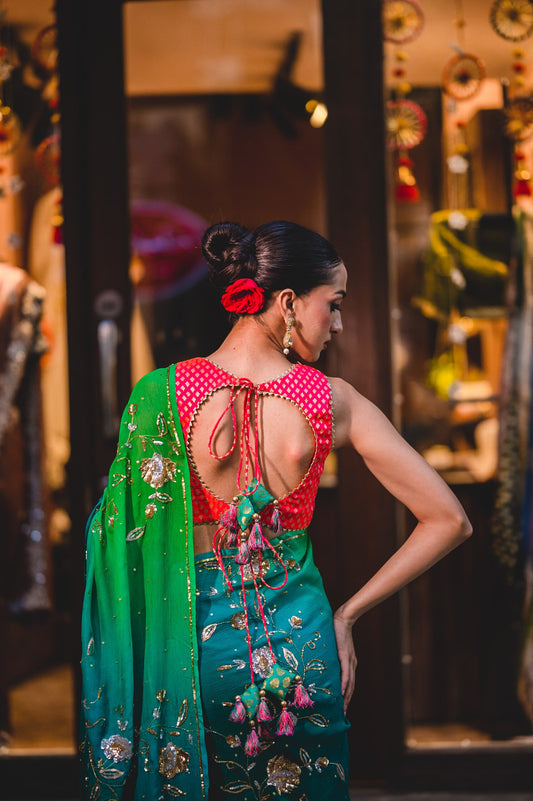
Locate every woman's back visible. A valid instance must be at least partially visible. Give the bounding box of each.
[174,357,333,553]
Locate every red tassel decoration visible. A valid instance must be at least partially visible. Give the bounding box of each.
[234,537,250,565]
[291,678,313,709]
[244,724,261,756]
[513,150,532,197]
[514,179,532,197]
[256,691,273,722]
[276,701,295,736]
[229,696,246,723]
[269,503,282,535]
[395,154,420,203]
[395,183,420,202]
[248,519,264,551]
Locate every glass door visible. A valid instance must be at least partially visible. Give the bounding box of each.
[0,0,75,764]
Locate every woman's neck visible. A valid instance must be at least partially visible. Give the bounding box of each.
[207,317,294,383]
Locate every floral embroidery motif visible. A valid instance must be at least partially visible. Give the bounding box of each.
[140,453,177,489]
[252,646,275,679]
[158,743,190,778]
[100,734,133,762]
[266,754,301,794]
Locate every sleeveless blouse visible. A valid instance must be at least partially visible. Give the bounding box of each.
[174,357,333,531]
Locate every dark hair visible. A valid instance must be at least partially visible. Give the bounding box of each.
[201,221,342,306]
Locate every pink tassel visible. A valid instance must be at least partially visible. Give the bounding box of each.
[244,725,261,756]
[229,696,246,723]
[234,539,250,565]
[248,520,264,551]
[269,504,282,535]
[256,693,273,722]
[276,702,295,736]
[292,680,313,709]
[225,527,239,547]
[220,503,238,534]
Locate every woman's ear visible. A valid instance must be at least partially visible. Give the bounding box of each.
[277,288,296,318]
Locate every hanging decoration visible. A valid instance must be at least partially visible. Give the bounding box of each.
[31,23,62,244]
[383,0,426,203]
[442,52,486,101]
[490,0,533,42]
[383,0,425,44]
[441,1,485,220]
[491,0,533,197]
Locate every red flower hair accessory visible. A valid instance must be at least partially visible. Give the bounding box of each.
[221,278,265,314]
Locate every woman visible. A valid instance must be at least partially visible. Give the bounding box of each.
[80,221,472,801]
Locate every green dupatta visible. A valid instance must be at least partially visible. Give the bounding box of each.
[80,366,209,800]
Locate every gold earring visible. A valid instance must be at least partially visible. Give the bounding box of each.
[282,314,294,355]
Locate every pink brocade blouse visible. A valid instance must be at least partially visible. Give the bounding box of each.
[174,358,334,531]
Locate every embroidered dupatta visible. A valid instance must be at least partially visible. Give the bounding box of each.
[80,365,209,800]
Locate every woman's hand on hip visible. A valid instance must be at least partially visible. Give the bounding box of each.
[333,609,357,713]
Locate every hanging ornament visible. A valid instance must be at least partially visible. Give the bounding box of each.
[513,149,532,195]
[386,99,427,150]
[442,52,486,100]
[382,0,425,44]
[394,153,420,202]
[490,0,533,42]
[383,0,426,203]
[505,96,533,140]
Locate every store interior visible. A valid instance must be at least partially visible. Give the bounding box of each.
[0,0,532,791]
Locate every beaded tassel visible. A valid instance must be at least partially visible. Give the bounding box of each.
[248,518,264,551]
[244,724,261,756]
[276,701,295,736]
[229,696,246,723]
[235,536,250,565]
[256,691,273,722]
[291,677,313,709]
[269,502,282,535]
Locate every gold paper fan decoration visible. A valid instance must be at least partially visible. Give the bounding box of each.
[386,99,427,150]
[505,97,533,140]
[490,0,533,42]
[442,53,486,100]
[383,0,425,44]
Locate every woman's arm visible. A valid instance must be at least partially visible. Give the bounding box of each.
[330,377,472,709]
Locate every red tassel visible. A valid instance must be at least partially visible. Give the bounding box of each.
[395,183,420,202]
[514,179,532,197]
[244,725,261,756]
[291,680,313,709]
[269,504,282,535]
[256,693,273,722]
[234,538,250,565]
[276,702,295,736]
[229,696,246,723]
[248,520,264,551]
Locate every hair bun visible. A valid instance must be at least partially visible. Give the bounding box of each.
[201,222,250,270]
